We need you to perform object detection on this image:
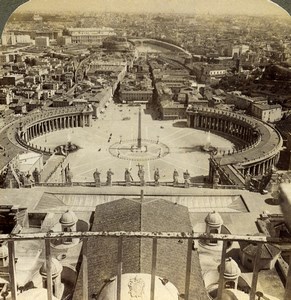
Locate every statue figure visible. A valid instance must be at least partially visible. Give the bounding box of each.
[106,169,114,186]
[213,169,220,188]
[138,165,145,186]
[183,169,190,188]
[32,167,40,184]
[125,168,133,186]
[154,168,160,186]
[93,169,101,187]
[173,169,179,187]
[244,171,252,190]
[23,172,34,187]
[18,172,25,186]
[66,169,73,185]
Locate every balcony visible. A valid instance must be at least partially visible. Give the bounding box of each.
[1,231,291,300]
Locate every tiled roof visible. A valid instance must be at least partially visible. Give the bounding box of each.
[239,241,281,259]
[73,197,208,300]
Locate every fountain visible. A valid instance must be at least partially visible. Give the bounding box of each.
[202,131,217,153]
[55,141,79,155]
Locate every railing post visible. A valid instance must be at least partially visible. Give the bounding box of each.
[82,238,88,300]
[8,241,17,300]
[184,238,193,300]
[217,240,228,300]
[150,238,158,300]
[45,239,53,300]
[284,252,291,300]
[250,243,263,300]
[117,237,123,300]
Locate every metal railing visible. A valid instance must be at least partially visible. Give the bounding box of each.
[1,231,291,300]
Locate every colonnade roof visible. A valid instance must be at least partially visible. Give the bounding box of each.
[187,106,283,167]
[0,106,88,170]
[219,118,282,166]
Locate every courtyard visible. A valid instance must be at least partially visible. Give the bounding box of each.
[32,102,234,183]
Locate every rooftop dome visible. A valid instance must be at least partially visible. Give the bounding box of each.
[59,210,77,226]
[17,288,59,300]
[40,258,63,277]
[0,243,8,259]
[205,211,223,226]
[222,289,280,300]
[99,273,179,300]
[223,258,241,280]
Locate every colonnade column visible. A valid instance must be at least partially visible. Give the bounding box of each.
[25,131,28,142]
[31,125,35,138]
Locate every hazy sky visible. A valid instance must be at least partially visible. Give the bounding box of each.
[16,0,290,16]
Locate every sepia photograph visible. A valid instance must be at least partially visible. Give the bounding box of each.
[0,0,290,299]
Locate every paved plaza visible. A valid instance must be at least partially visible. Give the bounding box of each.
[32,103,234,183]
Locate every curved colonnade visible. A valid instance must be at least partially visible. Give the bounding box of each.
[0,106,93,172]
[15,106,93,154]
[186,106,283,187]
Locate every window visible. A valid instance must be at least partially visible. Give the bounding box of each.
[225,281,235,289]
[210,228,218,244]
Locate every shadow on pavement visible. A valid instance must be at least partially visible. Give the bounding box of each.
[173,121,187,128]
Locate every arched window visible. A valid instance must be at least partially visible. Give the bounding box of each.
[224,281,235,289]
[210,228,218,244]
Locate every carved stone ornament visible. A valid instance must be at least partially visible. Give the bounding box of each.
[128,276,145,299]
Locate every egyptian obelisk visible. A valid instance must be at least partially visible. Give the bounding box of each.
[137,106,142,148]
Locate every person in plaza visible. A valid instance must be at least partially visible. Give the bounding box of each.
[158,148,162,158]
[154,168,160,186]
[106,168,114,186]
[137,165,145,186]
[93,169,101,187]
[183,169,190,188]
[173,169,179,186]
[125,168,133,185]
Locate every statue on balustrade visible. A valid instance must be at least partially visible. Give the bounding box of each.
[125,168,133,186]
[154,168,160,186]
[23,172,35,188]
[183,169,190,188]
[106,169,114,186]
[244,171,253,191]
[137,165,145,186]
[213,169,220,188]
[66,169,73,185]
[18,172,25,186]
[93,169,101,187]
[173,169,179,187]
[32,167,40,184]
